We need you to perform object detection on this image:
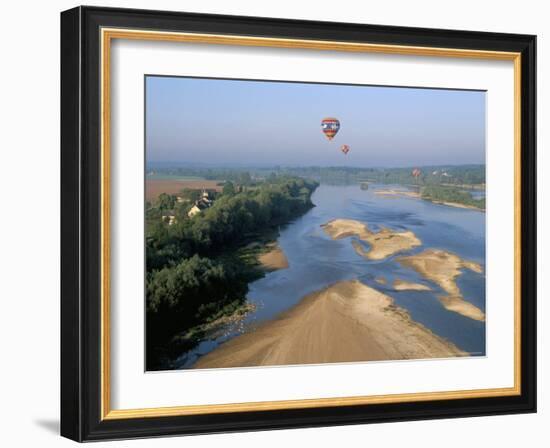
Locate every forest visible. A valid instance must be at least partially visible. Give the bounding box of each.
[146,175,318,369]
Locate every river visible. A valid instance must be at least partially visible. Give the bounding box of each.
[174,184,486,369]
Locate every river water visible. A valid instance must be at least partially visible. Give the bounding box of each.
[175,184,486,369]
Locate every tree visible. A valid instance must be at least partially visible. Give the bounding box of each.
[157,193,175,211]
[238,171,252,186]
[145,176,320,367]
[223,181,236,196]
[179,188,201,202]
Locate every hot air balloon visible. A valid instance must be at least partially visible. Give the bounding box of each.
[412,168,422,185]
[321,117,340,141]
[340,144,350,155]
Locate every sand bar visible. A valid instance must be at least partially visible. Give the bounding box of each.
[393,279,431,291]
[375,276,387,285]
[194,280,466,369]
[322,219,421,260]
[375,189,420,199]
[429,200,483,211]
[397,249,485,321]
[258,243,289,271]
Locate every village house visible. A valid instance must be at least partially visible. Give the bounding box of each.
[161,214,177,226]
[187,190,213,217]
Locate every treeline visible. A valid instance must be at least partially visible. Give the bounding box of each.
[268,165,486,186]
[147,164,486,187]
[420,185,485,210]
[146,176,318,369]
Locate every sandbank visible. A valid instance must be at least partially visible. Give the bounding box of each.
[374,189,420,199]
[194,280,466,369]
[257,242,289,271]
[397,249,485,321]
[393,279,431,291]
[375,276,387,285]
[322,219,421,260]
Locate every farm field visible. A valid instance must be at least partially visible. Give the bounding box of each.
[145,179,222,201]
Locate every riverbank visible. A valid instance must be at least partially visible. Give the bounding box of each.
[173,301,256,345]
[374,188,484,211]
[193,280,466,368]
[321,219,421,260]
[397,249,485,321]
[428,199,484,211]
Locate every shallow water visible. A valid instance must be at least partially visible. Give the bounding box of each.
[175,184,486,368]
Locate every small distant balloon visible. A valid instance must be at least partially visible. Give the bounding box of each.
[340,144,350,155]
[321,117,340,141]
[412,168,421,178]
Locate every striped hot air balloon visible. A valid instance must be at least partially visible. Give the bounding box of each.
[321,117,340,140]
[412,168,421,178]
[340,144,350,155]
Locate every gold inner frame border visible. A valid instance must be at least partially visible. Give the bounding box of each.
[100,27,522,420]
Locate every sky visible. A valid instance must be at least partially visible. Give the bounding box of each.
[145,76,486,168]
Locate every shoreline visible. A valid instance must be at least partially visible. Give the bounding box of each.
[428,199,484,211]
[374,188,484,212]
[193,280,466,369]
[174,301,257,344]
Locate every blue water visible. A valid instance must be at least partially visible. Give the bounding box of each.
[468,190,486,200]
[175,184,486,368]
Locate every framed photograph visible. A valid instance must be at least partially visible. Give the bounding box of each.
[61,6,536,441]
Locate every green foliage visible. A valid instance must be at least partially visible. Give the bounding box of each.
[222,181,236,196]
[178,188,201,202]
[147,165,485,187]
[145,176,318,368]
[147,255,246,323]
[420,185,485,209]
[265,165,485,186]
[237,171,252,186]
[157,192,176,210]
[147,176,318,269]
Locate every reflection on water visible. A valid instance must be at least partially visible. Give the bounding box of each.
[175,184,486,368]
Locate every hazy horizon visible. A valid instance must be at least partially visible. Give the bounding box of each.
[146,160,486,170]
[146,76,486,168]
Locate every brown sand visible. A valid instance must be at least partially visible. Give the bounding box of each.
[375,189,421,199]
[322,219,421,260]
[397,249,485,321]
[430,200,483,211]
[145,179,222,201]
[375,276,387,285]
[393,279,431,291]
[258,243,289,271]
[193,280,466,369]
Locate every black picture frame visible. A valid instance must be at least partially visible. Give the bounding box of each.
[61,5,536,442]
